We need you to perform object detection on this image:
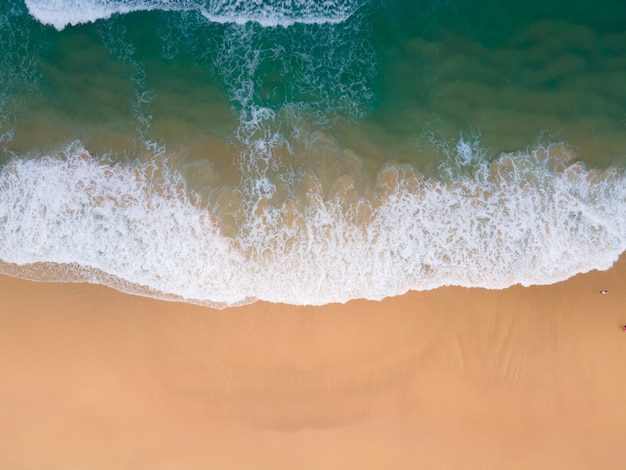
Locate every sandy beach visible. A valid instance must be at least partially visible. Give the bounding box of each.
[1,256,626,469]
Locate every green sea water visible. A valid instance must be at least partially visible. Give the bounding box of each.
[1,0,625,306]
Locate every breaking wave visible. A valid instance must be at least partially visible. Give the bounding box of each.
[24,0,364,30]
[1,140,624,307]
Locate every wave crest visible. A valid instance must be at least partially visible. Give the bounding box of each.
[24,0,363,30]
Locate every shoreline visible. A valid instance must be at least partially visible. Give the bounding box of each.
[1,256,626,468]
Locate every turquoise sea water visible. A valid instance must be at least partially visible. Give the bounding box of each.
[0,0,625,306]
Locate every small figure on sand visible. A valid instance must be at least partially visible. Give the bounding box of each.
[600,290,608,294]
[622,325,626,332]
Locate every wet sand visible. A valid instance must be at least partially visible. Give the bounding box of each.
[1,256,626,469]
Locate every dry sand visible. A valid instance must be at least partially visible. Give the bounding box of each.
[1,256,626,469]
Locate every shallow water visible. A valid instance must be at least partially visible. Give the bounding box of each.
[1,0,625,306]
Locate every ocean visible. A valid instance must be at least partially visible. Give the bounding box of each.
[0,0,625,307]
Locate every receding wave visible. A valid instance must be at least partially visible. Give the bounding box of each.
[24,0,363,30]
[1,141,624,308]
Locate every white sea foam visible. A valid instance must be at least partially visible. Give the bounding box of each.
[213,17,376,128]
[200,1,357,28]
[1,141,625,307]
[24,0,362,30]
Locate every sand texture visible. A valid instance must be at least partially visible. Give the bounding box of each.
[1,257,626,469]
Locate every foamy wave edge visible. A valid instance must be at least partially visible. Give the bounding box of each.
[24,0,360,30]
[1,142,625,308]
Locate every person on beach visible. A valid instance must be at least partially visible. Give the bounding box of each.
[622,325,626,332]
[600,290,608,294]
